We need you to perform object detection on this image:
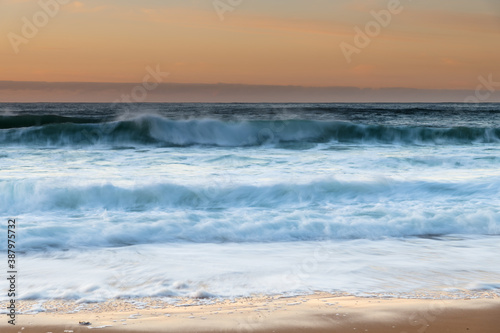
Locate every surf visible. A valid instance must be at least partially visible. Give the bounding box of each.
[1,114,499,147]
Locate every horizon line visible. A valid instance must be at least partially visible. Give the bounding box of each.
[0,80,483,91]
[1,81,499,103]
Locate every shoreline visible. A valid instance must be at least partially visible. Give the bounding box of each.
[2,293,499,333]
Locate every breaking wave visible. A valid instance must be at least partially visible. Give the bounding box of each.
[1,115,499,146]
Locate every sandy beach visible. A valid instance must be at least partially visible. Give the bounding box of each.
[2,293,499,333]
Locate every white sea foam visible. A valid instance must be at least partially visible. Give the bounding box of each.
[6,239,500,302]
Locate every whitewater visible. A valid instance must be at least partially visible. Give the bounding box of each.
[1,103,499,303]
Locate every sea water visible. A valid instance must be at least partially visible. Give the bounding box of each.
[0,103,499,302]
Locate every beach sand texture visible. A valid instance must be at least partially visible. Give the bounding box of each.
[2,294,499,333]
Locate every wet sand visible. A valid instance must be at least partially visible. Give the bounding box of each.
[2,293,499,333]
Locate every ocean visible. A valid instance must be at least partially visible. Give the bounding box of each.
[1,103,499,303]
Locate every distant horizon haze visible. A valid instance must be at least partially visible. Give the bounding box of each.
[1,80,500,103]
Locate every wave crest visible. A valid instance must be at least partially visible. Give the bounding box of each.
[1,115,499,146]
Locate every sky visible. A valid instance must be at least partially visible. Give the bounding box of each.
[0,0,499,102]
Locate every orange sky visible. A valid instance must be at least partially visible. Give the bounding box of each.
[1,0,500,96]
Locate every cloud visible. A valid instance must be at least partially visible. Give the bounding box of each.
[405,9,500,35]
[126,7,354,38]
[62,1,109,13]
[1,81,498,103]
[441,58,462,67]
